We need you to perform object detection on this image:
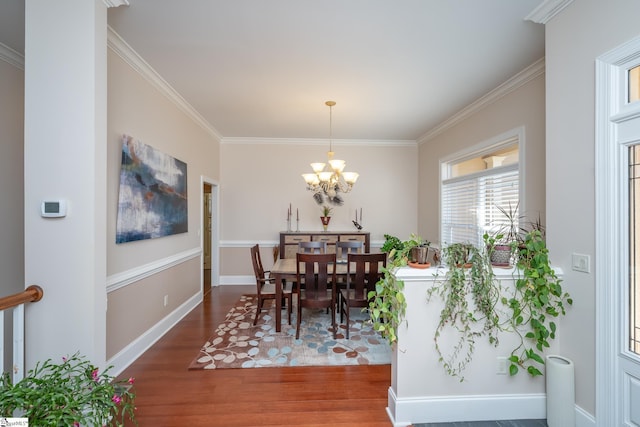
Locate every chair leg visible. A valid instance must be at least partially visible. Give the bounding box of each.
[253,297,262,326]
[295,303,302,339]
[287,295,292,324]
[331,301,336,339]
[345,302,350,339]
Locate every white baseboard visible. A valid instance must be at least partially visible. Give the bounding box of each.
[220,275,254,285]
[386,387,596,427]
[576,405,596,427]
[387,387,546,426]
[107,291,203,376]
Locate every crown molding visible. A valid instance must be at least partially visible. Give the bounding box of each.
[525,0,574,24]
[417,57,545,145]
[107,26,223,141]
[103,0,129,7]
[0,42,24,70]
[221,137,417,147]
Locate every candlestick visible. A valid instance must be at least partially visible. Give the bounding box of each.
[355,209,357,222]
[360,208,362,222]
[297,208,299,221]
[296,219,300,232]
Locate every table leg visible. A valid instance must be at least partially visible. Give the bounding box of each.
[274,272,282,332]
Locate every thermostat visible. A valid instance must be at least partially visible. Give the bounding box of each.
[41,200,67,218]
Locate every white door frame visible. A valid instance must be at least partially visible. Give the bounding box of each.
[596,35,640,426]
[201,176,220,289]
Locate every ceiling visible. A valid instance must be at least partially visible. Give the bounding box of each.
[1,0,546,142]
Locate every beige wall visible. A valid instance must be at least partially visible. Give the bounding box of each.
[546,0,640,417]
[107,257,200,357]
[0,55,25,371]
[0,59,24,298]
[417,71,546,245]
[220,141,418,279]
[106,48,220,359]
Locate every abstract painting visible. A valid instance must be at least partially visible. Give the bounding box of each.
[116,135,188,243]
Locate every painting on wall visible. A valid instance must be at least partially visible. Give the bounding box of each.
[116,134,188,244]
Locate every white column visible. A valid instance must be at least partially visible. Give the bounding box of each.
[24,0,107,367]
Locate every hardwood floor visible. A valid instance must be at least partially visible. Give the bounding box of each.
[117,285,392,426]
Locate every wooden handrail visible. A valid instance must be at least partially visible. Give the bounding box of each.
[0,285,44,311]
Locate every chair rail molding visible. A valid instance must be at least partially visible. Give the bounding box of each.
[107,247,201,293]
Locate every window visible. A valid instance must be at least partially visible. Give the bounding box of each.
[629,144,640,354]
[440,132,520,247]
[630,65,640,104]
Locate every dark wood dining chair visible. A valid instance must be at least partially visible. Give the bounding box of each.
[250,244,293,326]
[339,252,387,338]
[298,241,327,254]
[335,240,364,263]
[295,252,337,339]
[334,240,365,307]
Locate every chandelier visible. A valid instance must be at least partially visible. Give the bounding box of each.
[302,101,359,205]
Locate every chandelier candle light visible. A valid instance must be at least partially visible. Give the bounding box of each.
[302,101,359,205]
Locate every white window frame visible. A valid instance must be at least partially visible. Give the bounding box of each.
[439,126,525,247]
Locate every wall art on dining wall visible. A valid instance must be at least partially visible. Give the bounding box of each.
[116,134,188,244]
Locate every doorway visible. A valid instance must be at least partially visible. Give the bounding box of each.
[596,34,640,426]
[202,178,219,295]
[203,182,212,294]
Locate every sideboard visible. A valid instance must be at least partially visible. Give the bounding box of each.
[279,231,371,259]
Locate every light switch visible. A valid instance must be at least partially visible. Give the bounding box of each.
[571,253,590,273]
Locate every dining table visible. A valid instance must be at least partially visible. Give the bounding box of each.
[270,257,353,332]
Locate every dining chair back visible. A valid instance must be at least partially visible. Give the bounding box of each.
[298,241,327,254]
[339,252,387,338]
[335,240,364,263]
[250,244,293,326]
[295,252,337,339]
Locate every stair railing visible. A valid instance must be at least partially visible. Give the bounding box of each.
[0,285,44,382]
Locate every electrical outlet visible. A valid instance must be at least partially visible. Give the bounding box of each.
[163,295,169,307]
[496,356,507,375]
[571,253,590,273]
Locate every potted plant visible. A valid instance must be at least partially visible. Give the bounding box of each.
[442,242,473,267]
[487,202,522,266]
[0,352,137,426]
[320,205,333,231]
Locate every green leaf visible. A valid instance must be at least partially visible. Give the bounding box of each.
[509,364,519,376]
[529,351,545,365]
[527,366,543,376]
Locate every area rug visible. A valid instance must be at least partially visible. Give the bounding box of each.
[188,294,391,369]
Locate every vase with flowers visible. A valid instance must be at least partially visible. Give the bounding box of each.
[320,205,333,231]
[0,352,137,426]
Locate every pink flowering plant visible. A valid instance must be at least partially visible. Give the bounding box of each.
[0,352,136,426]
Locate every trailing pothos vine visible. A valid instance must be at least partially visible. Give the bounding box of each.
[430,231,572,380]
[506,230,573,376]
[426,243,502,380]
[367,234,424,344]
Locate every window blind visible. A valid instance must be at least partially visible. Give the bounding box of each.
[441,164,519,247]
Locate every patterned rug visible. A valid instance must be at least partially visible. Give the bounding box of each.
[188,294,391,369]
